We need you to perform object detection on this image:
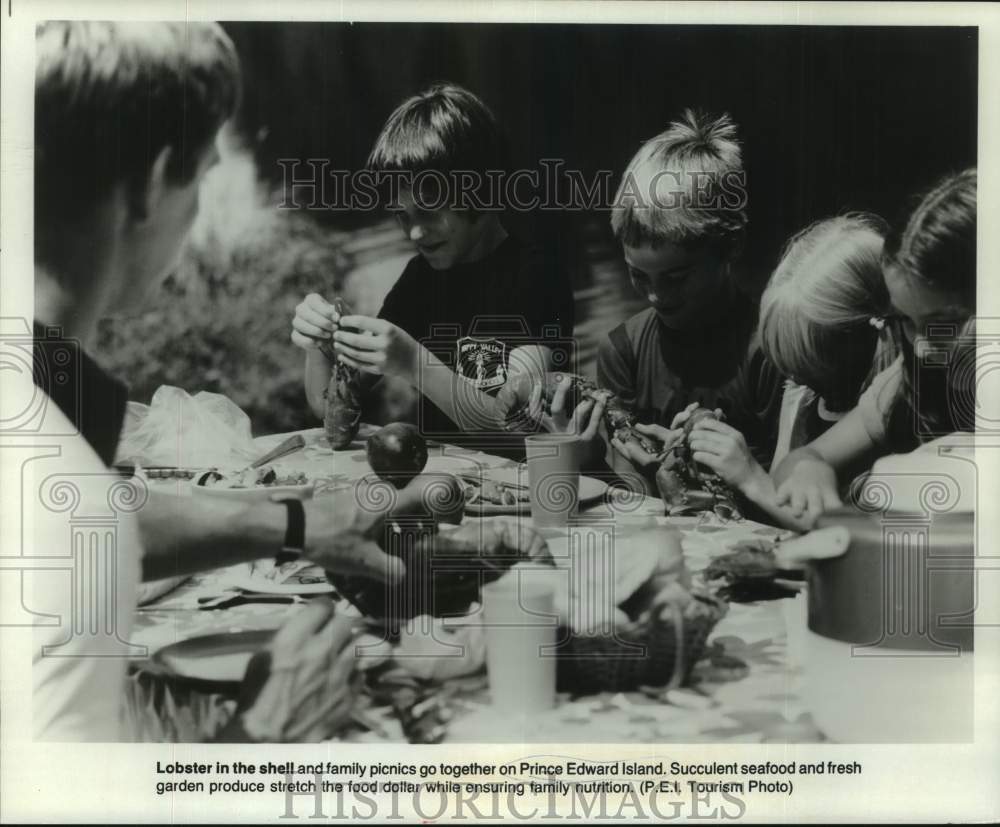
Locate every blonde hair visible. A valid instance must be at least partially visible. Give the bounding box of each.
[610,109,747,250]
[760,214,895,410]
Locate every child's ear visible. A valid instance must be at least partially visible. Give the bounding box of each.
[129,145,173,222]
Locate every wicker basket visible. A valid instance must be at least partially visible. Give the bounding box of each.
[556,585,727,694]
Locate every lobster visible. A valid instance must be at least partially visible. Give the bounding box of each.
[319,298,364,450]
[497,372,741,520]
[654,407,742,520]
[497,371,661,456]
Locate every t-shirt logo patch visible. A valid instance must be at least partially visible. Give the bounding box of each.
[457,337,508,390]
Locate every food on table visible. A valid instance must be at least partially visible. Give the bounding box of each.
[461,477,530,507]
[366,422,429,488]
[198,465,308,489]
[654,407,742,520]
[701,538,797,601]
[142,467,200,480]
[320,297,364,450]
[498,375,741,519]
[553,526,727,693]
[327,514,554,627]
[364,671,453,744]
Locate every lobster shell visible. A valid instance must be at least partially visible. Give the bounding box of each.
[320,298,363,450]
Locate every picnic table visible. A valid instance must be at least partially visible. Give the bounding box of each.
[125,427,824,744]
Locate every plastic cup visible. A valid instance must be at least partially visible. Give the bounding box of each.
[524,434,581,527]
[481,572,557,714]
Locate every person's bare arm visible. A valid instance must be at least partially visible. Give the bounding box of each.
[331,314,553,432]
[138,474,461,583]
[413,342,553,432]
[771,406,883,523]
[290,293,339,419]
[303,349,331,419]
[737,466,821,532]
[137,494,285,581]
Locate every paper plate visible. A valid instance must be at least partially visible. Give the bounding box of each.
[464,475,608,517]
[151,629,276,686]
[190,469,315,503]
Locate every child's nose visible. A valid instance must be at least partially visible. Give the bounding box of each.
[409,223,426,242]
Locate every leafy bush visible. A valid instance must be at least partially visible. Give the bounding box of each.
[97,150,357,436]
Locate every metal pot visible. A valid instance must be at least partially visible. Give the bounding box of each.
[776,475,975,741]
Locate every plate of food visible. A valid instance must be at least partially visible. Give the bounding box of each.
[461,472,608,516]
[190,465,314,502]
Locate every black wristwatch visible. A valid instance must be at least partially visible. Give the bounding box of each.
[271,496,305,565]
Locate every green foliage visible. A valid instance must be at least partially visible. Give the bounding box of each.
[97,152,354,436]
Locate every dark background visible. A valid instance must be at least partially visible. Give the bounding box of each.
[99,23,978,438]
[225,22,978,288]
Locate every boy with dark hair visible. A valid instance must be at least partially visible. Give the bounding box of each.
[292,83,591,454]
[603,110,783,491]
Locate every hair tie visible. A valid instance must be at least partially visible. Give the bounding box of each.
[868,316,886,331]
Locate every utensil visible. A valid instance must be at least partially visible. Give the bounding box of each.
[242,433,306,472]
[455,472,529,491]
[197,591,305,610]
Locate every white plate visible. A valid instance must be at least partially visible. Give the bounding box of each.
[421,456,484,477]
[190,470,315,503]
[151,630,275,685]
[464,475,608,516]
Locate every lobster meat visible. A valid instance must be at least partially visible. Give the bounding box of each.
[319,298,364,450]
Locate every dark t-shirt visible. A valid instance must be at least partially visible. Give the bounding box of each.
[32,322,128,467]
[376,234,575,453]
[596,297,784,469]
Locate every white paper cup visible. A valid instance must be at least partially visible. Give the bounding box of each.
[524,434,581,527]
[782,592,808,669]
[481,571,557,714]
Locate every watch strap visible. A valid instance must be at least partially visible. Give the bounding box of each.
[271,496,305,565]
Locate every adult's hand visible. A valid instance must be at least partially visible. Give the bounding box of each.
[235,599,361,742]
[302,473,466,584]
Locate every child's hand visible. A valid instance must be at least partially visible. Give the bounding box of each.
[291,293,339,352]
[528,375,606,441]
[669,402,712,430]
[775,457,842,525]
[331,316,419,378]
[687,417,759,490]
[612,422,682,469]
